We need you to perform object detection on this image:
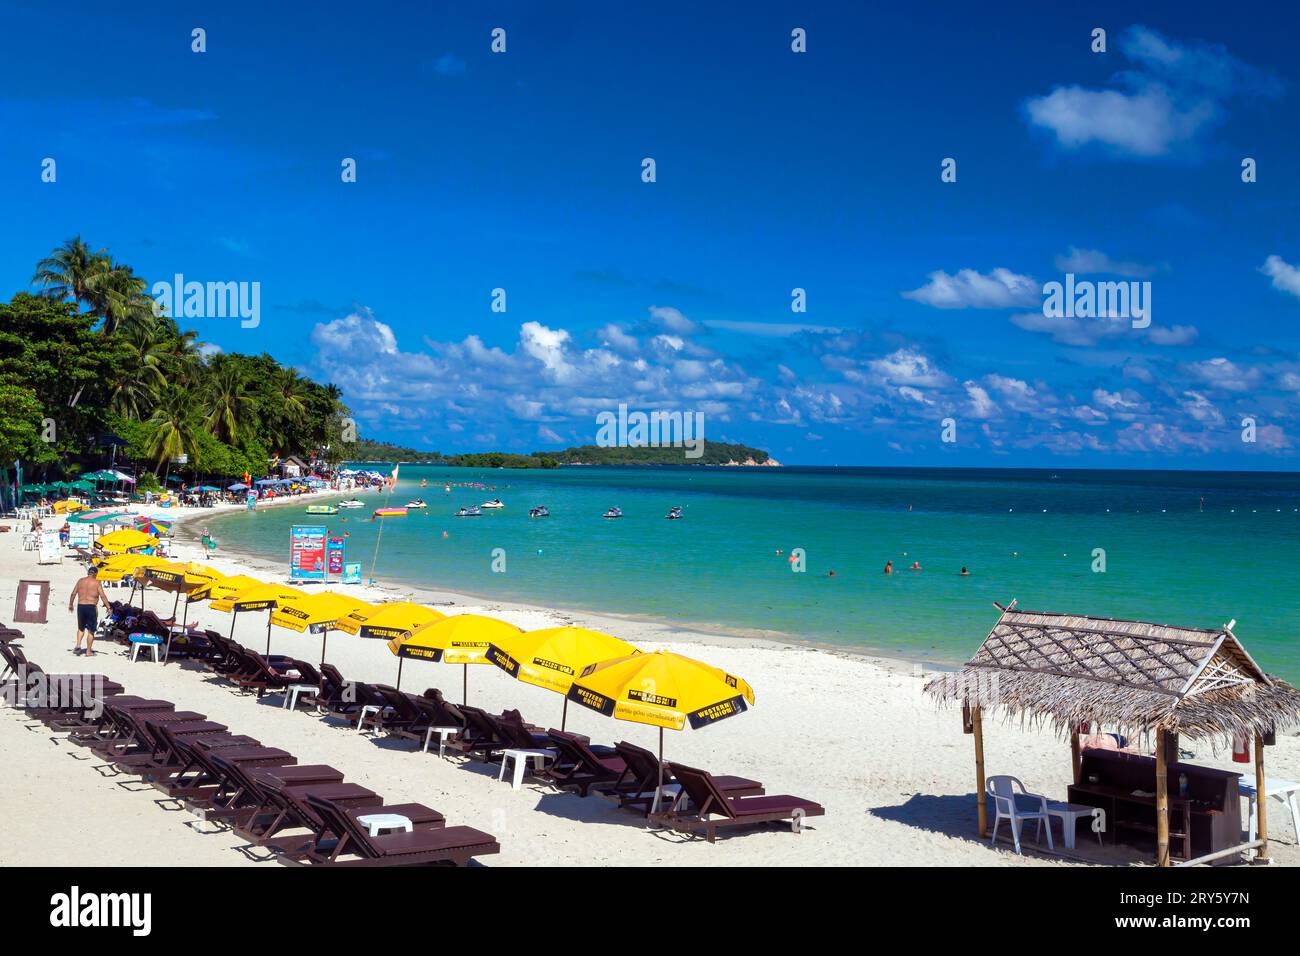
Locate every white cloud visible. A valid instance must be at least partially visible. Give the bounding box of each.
[1054,246,1157,278]
[648,305,699,335]
[1261,255,1300,298]
[964,381,999,419]
[1024,26,1280,159]
[902,268,1038,309]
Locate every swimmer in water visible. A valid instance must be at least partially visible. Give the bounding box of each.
[909,561,922,571]
[884,560,893,575]
[960,566,969,576]
[828,570,836,577]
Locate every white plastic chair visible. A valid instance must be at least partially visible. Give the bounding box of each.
[987,775,1055,854]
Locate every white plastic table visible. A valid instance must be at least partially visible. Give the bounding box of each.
[283,684,318,711]
[355,813,412,836]
[497,748,554,790]
[1239,777,1300,850]
[1044,801,1106,850]
[421,725,461,757]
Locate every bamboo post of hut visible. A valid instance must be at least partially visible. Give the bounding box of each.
[925,605,1300,867]
[1155,728,1170,867]
[972,705,986,838]
[1254,732,1269,863]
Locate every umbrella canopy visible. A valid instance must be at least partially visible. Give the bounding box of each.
[189,574,263,602]
[387,613,521,696]
[93,553,176,582]
[486,626,640,696]
[193,485,221,492]
[335,601,445,640]
[209,583,306,614]
[567,649,755,811]
[81,469,117,482]
[67,479,97,492]
[270,592,372,664]
[567,649,755,730]
[228,483,250,492]
[51,500,84,514]
[270,592,371,633]
[145,562,225,591]
[133,516,173,536]
[95,528,159,553]
[67,510,119,523]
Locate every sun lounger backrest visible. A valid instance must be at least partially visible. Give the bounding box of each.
[304,793,382,860]
[614,741,662,784]
[291,659,322,685]
[666,762,736,819]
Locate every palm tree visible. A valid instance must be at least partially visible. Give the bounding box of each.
[144,386,201,468]
[205,361,253,443]
[90,261,156,335]
[32,236,109,313]
[109,321,172,418]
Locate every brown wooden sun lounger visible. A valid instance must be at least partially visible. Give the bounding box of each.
[150,731,265,796]
[602,741,764,811]
[652,762,824,842]
[289,793,498,867]
[544,729,627,796]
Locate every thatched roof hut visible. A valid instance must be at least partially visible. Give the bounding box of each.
[925,604,1300,741]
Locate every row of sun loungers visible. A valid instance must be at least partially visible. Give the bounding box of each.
[3,625,500,866]
[91,604,826,842]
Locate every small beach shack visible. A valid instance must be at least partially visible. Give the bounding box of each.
[925,601,1300,866]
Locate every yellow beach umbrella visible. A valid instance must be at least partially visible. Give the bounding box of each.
[190,574,262,603]
[567,649,755,809]
[386,613,522,698]
[142,563,227,640]
[95,528,159,554]
[270,592,372,663]
[208,582,306,649]
[52,499,85,514]
[335,601,445,640]
[486,626,640,726]
[94,554,178,614]
[94,553,174,582]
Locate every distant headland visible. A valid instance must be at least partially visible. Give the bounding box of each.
[346,439,781,468]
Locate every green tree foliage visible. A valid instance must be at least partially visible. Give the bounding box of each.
[1,240,351,482]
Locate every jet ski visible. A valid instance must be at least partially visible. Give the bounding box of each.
[455,506,482,517]
[603,507,623,519]
[529,506,549,518]
[665,506,683,520]
[406,499,428,509]
[338,499,365,509]
[480,499,504,509]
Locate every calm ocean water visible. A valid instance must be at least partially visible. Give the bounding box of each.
[205,465,1300,681]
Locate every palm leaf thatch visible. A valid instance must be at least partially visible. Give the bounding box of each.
[924,603,1300,742]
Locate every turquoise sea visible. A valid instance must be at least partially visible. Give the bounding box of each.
[205,466,1300,682]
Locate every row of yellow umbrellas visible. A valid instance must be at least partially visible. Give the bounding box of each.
[94,553,756,802]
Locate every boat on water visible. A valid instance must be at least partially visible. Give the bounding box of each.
[455,506,482,517]
[665,506,683,520]
[305,504,338,515]
[374,507,408,518]
[338,499,364,509]
[406,499,428,509]
[603,507,623,519]
[480,499,504,509]
[529,506,549,518]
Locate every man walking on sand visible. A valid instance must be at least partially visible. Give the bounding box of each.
[69,566,111,657]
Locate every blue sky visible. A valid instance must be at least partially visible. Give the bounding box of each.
[3,0,1299,467]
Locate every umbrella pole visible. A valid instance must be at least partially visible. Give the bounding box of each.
[561,696,568,731]
[171,591,179,621]
[463,663,468,706]
[265,612,273,657]
[652,727,665,814]
[320,628,329,668]
[396,656,403,691]
[230,609,238,644]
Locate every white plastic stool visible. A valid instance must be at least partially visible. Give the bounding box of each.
[356,704,383,732]
[1241,777,1300,851]
[283,684,318,711]
[497,748,554,790]
[422,725,461,757]
[355,813,412,836]
[129,635,163,663]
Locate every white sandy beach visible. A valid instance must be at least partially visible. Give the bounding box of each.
[2,492,1297,868]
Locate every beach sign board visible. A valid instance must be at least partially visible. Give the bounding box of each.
[289,525,327,581]
[342,562,362,585]
[326,536,346,581]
